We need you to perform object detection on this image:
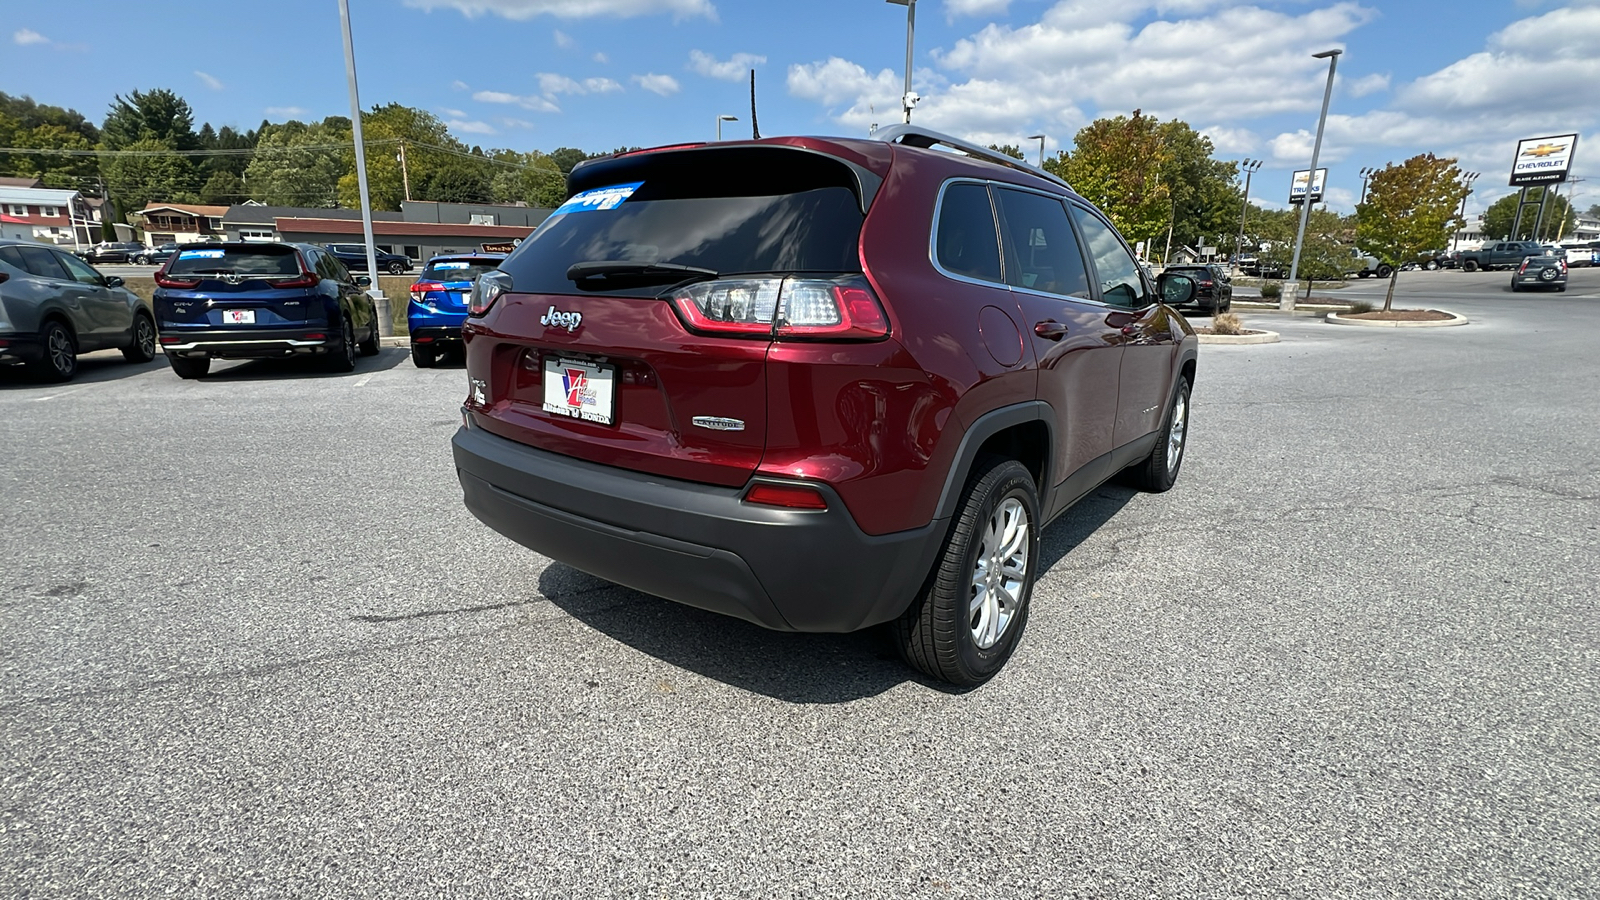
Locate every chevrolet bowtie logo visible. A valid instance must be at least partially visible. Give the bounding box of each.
[1521,143,1567,158]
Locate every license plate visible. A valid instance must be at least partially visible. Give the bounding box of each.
[222,309,255,325]
[542,357,615,425]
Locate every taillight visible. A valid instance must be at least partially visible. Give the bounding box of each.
[744,483,828,510]
[1518,260,1530,274]
[274,271,320,289]
[669,276,888,341]
[154,267,199,289]
[470,270,512,316]
[410,281,446,301]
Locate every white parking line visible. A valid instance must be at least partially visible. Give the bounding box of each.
[27,385,94,403]
[352,373,376,388]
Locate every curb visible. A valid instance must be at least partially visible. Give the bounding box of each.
[1197,330,1280,345]
[1325,310,1468,328]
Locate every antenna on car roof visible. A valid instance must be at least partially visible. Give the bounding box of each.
[874,124,1072,192]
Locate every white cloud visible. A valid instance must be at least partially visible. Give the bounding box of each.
[632,73,681,96]
[451,79,470,91]
[687,50,766,81]
[593,51,609,63]
[1346,73,1389,98]
[497,117,536,129]
[402,0,714,20]
[439,106,470,118]
[447,119,498,135]
[194,70,224,91]
[13,28,49,45]
[537,73,623,95]
[265,106,308,118]
[945,0,1010,19]
[1200,125,1257,154]
[473,89,562,113]
[553,28,574,47]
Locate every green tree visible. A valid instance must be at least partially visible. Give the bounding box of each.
[988,143,1025,161]
[488,150,566,208]
[199,169,245,205]
[0,93,100,187]
[424,162,491,203]
[1356,153,1466,311]
[1482,187,1576,242]
[101,88,198,150]
[1157,120,1241,254]
[337,104,474,210]
[243,119,350,207]
[548,147,594,175]
[101,137,200,216]
[1587,203,1600,218]
[1047,111,1172,253]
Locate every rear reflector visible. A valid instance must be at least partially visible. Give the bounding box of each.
[159,336,179,344]
[744,483,828,510]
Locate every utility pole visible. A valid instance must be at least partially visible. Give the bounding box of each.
[887,0,918,123]
[1359,167,1376,204]
[1285,48,1341,311]
[398,142,411,202]
[1556,176,1584,242]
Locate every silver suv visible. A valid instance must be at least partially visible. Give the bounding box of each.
[0,239,157,382]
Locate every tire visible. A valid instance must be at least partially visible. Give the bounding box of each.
[1122,375,1191,493]
[358,310,381,356]
[169,355,209,379]
[1463,260,1479,272]
[386,261,405,275]
[326,315,357,373]
[1511,283,1521,292]
[1376,265,1393,279]
[1357,271,1370,278]
[894,458,1038,687]
[1425,260,1439,271]
[121,312,157,363]
[410,343,437,368]
[28,320,77,383]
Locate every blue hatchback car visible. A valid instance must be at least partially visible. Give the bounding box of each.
[407,253,506,367]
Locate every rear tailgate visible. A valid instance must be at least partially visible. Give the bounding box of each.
[465,143,879,488]
[156,245,324,328]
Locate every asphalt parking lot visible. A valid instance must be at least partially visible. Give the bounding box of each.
[3,269,1597,897]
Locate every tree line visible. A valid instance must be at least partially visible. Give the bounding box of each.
[0,89,620,234]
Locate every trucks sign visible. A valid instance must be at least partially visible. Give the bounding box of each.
[1288,168,1328,204]
[1509,134,1578,186]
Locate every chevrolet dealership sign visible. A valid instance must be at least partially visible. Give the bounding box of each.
[1509,134,1578,186]
[1288,168,1327,204]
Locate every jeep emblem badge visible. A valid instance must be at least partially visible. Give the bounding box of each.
[540,305,583,332]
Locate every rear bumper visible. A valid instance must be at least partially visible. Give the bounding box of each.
[0,333,44,365]
[452,423,941,633]
[159,326,331,359]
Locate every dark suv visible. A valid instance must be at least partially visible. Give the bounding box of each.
[325,243,412,274]
[451,127,1200,685]
[1160,264,1232,314]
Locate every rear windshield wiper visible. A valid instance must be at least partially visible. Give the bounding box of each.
[566,261,719,286]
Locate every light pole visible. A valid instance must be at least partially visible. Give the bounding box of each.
[1026,134,1046,167]
[1452,172,1479,253]
[716,114,738,141]
[1359,166,1376,204]
[338,0,388,334]
[1284,48,1342,311]
[1235,158,1263,270]
[886,0,918,123]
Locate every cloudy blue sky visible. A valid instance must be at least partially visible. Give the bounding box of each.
[5,0,1597,215]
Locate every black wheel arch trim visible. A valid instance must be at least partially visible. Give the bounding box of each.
[931,401,1055,524]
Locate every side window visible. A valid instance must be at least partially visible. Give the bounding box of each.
[994,187,1091,298]
[325,253,352,283]
[934,181,1002,283]
[16,246,70,281]
[308,250,335,281]
[55,252,107,286]
[0,245,27,272]
[1069,205,1152,308]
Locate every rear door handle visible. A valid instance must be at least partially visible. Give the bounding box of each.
[1034,320,1067,340]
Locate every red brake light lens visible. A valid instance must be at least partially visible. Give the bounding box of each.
[469,270,513,316]
[669,276,888,341]
[411,281,446,300]
[744,483,829,510]
[153,265,199,289]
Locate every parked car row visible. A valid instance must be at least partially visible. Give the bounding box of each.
[72,240,414,274]
[0,239,156,381]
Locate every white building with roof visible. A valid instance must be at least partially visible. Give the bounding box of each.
[0,186,98,247]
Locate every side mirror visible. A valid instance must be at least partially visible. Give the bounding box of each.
[1157,272,1196,306]
[104,275,125,288]
[354,275,372,287]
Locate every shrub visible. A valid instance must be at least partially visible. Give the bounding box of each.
[1260,281,1282,299]
[1349,300,1375,314]
[1211,312,1244,335]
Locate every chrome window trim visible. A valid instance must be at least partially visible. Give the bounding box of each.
[928,178,1007,291]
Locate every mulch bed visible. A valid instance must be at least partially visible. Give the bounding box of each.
[1194,327,1270,335]
[1341,309,1454,322]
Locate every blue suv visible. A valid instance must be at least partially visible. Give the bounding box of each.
[407,253,505,367]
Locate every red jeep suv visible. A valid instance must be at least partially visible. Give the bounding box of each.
[452,126,1200,685]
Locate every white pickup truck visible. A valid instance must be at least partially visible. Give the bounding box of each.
[1349,249,1393,279]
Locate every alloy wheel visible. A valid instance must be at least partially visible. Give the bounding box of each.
[48,327,74,375]
[968,497,1029,650]
[136,317,155,357]
[1166,389,1188,475]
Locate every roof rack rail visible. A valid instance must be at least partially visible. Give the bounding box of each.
[874,124,1072,192]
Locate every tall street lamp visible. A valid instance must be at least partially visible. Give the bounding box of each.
[1359,166,1376,204]
[338,0,388,335]
[716,114,738,141]
[1235,158,1263,270]
[1026,134,1046,167]
[886,0,918,123]
[1284,48,1342,311]
[1452,172,1480,252]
